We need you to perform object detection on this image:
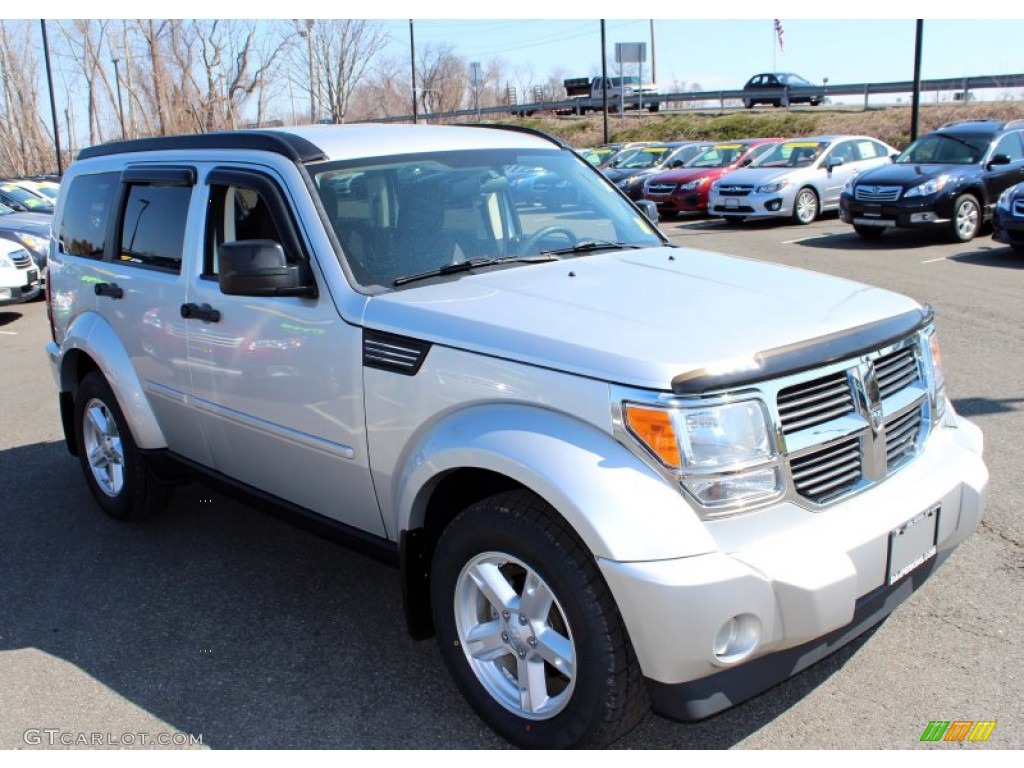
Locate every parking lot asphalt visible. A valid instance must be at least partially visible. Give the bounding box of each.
[1,214,1021,749]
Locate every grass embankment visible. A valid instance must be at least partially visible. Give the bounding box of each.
[500,102,1023,151]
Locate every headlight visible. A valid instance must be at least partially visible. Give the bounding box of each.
[757,180,789,194]
[17,233,47,253]
[842,177,856,194]
[904,174,951,198]
[624,399,782,511]
[619,176,641,188]
[678,177,709,191]
[925,330,947,419]
[997,186,1017,210]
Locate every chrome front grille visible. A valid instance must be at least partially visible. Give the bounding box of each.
[777,371,854,434]
[646,183,676,195]
[10,249,32,269]
[790,435,863,504]
[855,185,902,202]
[715,185,752,197]
[772,335,931,508]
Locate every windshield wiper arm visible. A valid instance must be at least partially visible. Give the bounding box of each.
[540,240,644,257]
[392,255,558,287]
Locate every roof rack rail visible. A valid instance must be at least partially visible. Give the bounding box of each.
[76,130,327,164]
[455,123,569,150]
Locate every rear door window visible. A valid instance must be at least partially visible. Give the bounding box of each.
[58,172,119,259]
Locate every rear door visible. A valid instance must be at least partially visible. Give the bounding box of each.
[91,166,213,465]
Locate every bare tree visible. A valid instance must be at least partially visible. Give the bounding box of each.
[0,21,55,174]
[417,43,467,120]
[303,19,388,124]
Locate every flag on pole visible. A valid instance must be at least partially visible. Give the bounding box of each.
[774,19,785,53]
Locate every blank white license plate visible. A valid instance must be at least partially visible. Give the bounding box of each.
[724,198,739,209]
[888,505,939,585]
[853,217,895,227]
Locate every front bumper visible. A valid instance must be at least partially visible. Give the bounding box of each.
[598,415,986,720]
[992,210,1024,246]
[708,188,796,219]
[839,193,956,229]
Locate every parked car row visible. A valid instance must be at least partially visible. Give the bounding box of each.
[0,177,58,305]
[581,119,1024,250]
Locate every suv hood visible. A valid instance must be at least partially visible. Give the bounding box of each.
[855,163,975,187]
[715,166,811,187]
[363,247,922,392]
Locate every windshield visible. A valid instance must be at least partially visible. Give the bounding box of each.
[616,146,673,169]
[687,143,746,168]
[310,148,664,289]
[779,73,812,86]
[751,140,827,169]
[0,184,52,211]
[896,133,987,165]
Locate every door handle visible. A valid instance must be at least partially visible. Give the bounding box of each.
[180,302,221,323]
[94,282,123,299]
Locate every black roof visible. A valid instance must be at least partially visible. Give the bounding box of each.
[936,119,1024,136]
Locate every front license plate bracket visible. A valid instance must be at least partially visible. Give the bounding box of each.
[887,505,939,585]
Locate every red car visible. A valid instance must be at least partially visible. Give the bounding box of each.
[642,138,782,218]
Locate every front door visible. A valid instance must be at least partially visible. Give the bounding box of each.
[184,165,385,537]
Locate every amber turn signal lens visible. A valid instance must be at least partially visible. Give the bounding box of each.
[625,406,681,468]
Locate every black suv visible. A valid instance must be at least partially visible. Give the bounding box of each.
[840,119,1024,242]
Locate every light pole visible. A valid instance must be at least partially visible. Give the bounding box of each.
[111,56,127,140]
[40,20,63,175]
[410,20,418,124]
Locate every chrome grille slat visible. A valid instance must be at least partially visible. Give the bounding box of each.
[647,183,676,194]
[777,372,854,434]
[790,436,863,504]
[885,406,923,468]
[11,251,32,268]
[875,347,919,398]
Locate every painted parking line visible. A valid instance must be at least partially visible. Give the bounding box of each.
[0,331,17,335]
[921,256,949,264]
[780,233,836,244]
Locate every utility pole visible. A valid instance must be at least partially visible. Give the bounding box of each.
[111,56,127,140]
[649,19,656,84]
[600,20,608,144]
[410,20,418,124]
[40,20,63,175]
[911,20,923,142]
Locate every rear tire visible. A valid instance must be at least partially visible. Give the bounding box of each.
[430,490,648,748]
[75,371,173,521]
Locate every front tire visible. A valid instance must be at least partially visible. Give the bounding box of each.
[75,371,173,521]
[792,187,819,224]
[948,193,981,242]
[430,490,647,748]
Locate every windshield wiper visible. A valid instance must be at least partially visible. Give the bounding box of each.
[392,255,558,287]
[540,240,645,257]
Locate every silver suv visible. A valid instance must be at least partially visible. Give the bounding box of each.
[45,125,987,748]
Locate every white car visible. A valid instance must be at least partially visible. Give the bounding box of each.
[708,135,897,224]
[0,238,40,305]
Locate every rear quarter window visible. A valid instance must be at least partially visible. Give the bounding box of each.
[58,172,119,258]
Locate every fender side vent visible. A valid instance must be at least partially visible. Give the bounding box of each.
[363,330,430,375]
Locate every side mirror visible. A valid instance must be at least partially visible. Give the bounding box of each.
[988,153,1011,168]
[826,156,845,171]
[670,159,684,168]
[218,239,317,298]
[635,199,659,223]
